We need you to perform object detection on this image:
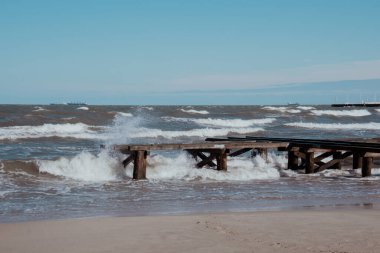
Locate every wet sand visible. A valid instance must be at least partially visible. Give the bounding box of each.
[1,209,379,253]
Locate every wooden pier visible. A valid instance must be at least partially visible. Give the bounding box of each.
[114,137,380,180]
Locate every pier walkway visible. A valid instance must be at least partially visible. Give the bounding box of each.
[114,137,380,180]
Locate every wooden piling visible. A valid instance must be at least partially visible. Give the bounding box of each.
[362,157,372,177]
[353,153,363,170]
[287,151,299,170]
[258,148,268,161]
[331,152,342,169]
[305,152,315,174]
[133,150,147,180]
[217,150,227,171]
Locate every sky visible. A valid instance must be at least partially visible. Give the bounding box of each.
[1,0,380,105]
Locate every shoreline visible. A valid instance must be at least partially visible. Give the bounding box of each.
[2,200,380,224]
[1,208,380,253]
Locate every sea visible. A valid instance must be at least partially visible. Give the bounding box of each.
[1,104,380,222]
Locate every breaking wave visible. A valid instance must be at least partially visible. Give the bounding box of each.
[76,107,89,111]
[36,151,283,182]
[0,123,105,140]
[180,108,209,115]
[116,112,133,117]
[297,106,315,110]
[163,117,276,127]
[262,106,301,114]
[125,127,264,139]
[285,122,380,130]
[311,109,371,117]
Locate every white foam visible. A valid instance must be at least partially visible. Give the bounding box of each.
[116,112,133,117]
[311,109,371,117]
[285,122,380,130]
[180,109,209,115]
[163,117,276,128]
[127,127,264,139]
[124,153,281,181]
[77,107,89,111]
[0,123,105,140]
[297,106,315,110]
[33,106,48,112]
[262,106,301,114]
[38,151,123,181]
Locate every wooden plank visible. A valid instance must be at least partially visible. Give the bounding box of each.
[133,151,147,180]
[186,150,216,167]
[362,157,372,177]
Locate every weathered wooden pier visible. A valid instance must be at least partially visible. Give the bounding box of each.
[114,137,380,180]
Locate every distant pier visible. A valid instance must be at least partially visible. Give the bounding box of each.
[114,137,380,180]
[331,102,380,107]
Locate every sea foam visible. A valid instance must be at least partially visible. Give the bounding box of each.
[311,109,371,117]
[38,151,283,182]
[285,122,380,130]
[180,108,209,115]
[262,106,301,114]
[0,123,105,140]
[163,117,276,127]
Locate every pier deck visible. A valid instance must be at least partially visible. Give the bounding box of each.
[114,137,380,180]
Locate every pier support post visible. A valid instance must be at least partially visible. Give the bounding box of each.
[257,148,268,161]
[287,150,299,170]
[133,150,147,180]
[362,157,372,177]
[331,152,342,169]
[216,150,227,171]
[305,152,315,174]
[353,153,363,170]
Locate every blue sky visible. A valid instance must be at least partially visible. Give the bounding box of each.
[1,0,380,105]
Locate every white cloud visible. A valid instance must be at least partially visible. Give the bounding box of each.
[169,59,380,91]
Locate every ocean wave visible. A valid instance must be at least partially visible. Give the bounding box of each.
[163,117,276,128]
[76,106,89,111]
[285,122,380,130]
[128,127,264,139]
[37,151,282,182]
[179,108,209,115]
[33,106,48,112]
[297,106,315,110]
[38,151,123,181]
[311,109,371,117]
[0,123,105,140]
[262,106,301,114]
[116,112,133,117]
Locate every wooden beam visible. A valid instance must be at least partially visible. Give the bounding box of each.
[316,152,353,172]
[362,157,373,177]
[196,153,217,168]
[122,154,135,168]
[133,151,147,180]
[314,151,335,162]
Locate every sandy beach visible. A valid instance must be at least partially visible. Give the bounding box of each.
[1,209,379,253]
